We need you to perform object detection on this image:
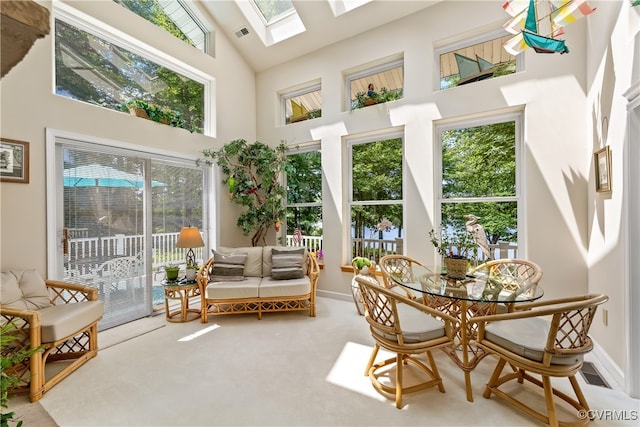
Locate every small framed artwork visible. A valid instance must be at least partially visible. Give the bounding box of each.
[594,146,611,193]
[0,138,30,184]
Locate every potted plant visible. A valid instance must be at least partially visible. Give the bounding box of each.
[429,227,475,279]
[350,256,376,315]
[1,321,43,427]
[185,261,199,281]
[164,264,180,281]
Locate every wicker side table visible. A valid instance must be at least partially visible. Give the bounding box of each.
[162,280,200,322]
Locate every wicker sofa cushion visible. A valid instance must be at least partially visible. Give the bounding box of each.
[270,248,305,280]
[217,246,263,277]
[260,276,310,298]
[211,251,247,281]
[0,270,52,310]
[485,317,584,366]
[375,303,446,344]
[205,277,261,299]
[39,300,104,343]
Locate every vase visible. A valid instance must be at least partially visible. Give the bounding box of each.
[185,267,197,281]
[444,257,468,280]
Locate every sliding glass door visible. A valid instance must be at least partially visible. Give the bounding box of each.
[49,136,206,330]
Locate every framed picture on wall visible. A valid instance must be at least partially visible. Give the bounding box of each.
[0,138,30,184]
[594,146,611,193]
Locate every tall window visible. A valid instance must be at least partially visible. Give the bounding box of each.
[54,17,205,133]
[349,134,403,262]
[347,59,403,110]
[285,146,322,251]
[436,112,521,261]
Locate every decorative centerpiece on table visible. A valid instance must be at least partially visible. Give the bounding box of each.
[429,227,475,280]
[351,256,376,315]
[164,264,180,281]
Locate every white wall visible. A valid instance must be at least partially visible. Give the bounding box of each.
[0,0,256,272]
[256,0,592,303]
[585,1,640,390]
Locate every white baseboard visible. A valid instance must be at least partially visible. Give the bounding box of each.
[317,289,352,303]
[591,340,626,392]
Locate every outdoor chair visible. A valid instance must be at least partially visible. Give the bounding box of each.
[469,293,608,427]
[92,256,142,307]
[0,270,104,402]
[355,275,457,409]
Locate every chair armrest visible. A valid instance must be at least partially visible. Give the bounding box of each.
[306,252,320,291]
[0,306,43,349]
[197,257,215,294]
[45,279,98,304]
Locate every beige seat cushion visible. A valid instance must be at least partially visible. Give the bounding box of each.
[485,317,584,366]
[39,301,104,343]
[259,276,310,298]
[0,270,52,310]
[205,277,260,299]
[375,302,446,344]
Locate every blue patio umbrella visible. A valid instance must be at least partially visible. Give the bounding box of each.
[63,164,167,188]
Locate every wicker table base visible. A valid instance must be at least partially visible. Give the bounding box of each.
[163,281,200,322]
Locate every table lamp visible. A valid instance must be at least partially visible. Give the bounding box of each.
[176,226,205,267]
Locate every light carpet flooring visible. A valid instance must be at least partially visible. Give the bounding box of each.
[8,296,640,426]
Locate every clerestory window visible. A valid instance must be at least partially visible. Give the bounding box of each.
[282,84,322,125]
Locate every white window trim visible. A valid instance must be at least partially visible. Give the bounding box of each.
[345,58,404,111]
[53,1,215,136]
[434,27,524,92]
[433,110,524,258]
[238,0,305,46]
[281,83,322,125]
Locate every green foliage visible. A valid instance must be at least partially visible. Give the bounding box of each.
[352,87,403,110]
[351,256,372,270]
[1,321,44,427]
[429,226,475,259]
[201,140,288,246]
[285,151,322,234]
[123,99,189,130]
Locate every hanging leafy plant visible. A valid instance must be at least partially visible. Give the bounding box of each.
[201,139,288,246]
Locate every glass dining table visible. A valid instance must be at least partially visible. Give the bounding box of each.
[388,263,544,402]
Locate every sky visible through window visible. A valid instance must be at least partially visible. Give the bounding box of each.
[252,0,295,24]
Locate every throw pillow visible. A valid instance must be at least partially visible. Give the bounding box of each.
[211,251,247,282]
[271,248,305,280]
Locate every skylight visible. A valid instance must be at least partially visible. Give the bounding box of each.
[327,0,373,17]
[251,0,295,25]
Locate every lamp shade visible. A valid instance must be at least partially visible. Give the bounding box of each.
[176,226,204,248]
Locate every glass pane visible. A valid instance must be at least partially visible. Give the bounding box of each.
[350,65,403,110]
[285,206,323,251]
[284,89,322,124]
[63,149,150,330]
[441,201,518,260]
[253,0,295,24]
[151,162,204,305]
[352,138,402,201]
[286,151,322,204]
[55,19,204,133]
[351,204,403,263]
[439,35,516,89]
[113,0,206,51]
[442,121,515,198]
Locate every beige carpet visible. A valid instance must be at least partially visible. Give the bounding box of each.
[8,297,640,426]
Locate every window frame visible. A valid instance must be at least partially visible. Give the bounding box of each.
[281,83,322,125]
[434,110,524,260]
[347,130,405,263]
[434,28,523,91]
[345,58,404,111]
[53,1,214,136]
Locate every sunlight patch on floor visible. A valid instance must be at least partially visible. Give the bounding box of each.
[178,324,220,342]
[326,341,388,402]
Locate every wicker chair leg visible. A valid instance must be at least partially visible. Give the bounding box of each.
[426,351,445,393]
[542,375,559,427]
[483,357,507,399]
[395,353,403,409]
[365,344,380,376]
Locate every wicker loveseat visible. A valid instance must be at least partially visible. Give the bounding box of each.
[0,270,104,402]
[197,246,320,321]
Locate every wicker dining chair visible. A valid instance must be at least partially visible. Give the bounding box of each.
[469,293,608,427]
[355,275,457,409]
[379,255,428,300]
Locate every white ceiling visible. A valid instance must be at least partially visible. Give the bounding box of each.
[196,0,442,72]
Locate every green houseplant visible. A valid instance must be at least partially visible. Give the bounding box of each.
[200,139,288,247]
[164,264,180,281]
[1,321,43,427]
[429,227,475,279]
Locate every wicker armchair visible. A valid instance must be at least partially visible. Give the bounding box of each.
[378,255,427,300]
[355,275,457,409]
[469,294,608,426]
[0,270,104,402]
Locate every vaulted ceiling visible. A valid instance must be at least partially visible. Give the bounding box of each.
[196,1,442,72]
